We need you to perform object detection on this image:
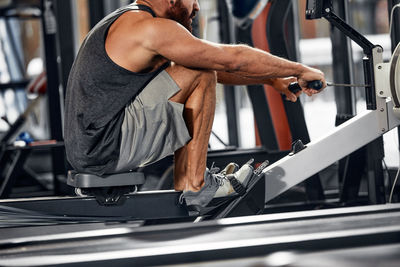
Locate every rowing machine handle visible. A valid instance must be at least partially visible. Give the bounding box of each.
[288,80,323,94]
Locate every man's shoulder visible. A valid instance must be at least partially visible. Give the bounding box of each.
[118,12,176,32]
[138,17,181,36]
[124,17,183,49]
[113,15,177,46]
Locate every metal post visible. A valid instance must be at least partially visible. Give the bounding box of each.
[88,0,105,29]
[323,7,376,110]
[330,0,364,204]
[331,0,356,120]
[41,0,66,194]
[53,0,75,94]
[217,0,240,147]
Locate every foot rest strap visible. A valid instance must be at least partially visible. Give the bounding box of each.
[227,174,246,196]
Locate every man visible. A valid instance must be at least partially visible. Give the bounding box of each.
[64,0,326,211]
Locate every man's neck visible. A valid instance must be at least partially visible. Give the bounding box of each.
[136,0,152,6]
[136,0,168,18]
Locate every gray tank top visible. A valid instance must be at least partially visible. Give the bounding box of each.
[64,3,169,175]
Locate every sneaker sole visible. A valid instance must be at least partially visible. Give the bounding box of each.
[186,194,238,214]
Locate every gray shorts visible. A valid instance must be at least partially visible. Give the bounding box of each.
[113,70,191,172]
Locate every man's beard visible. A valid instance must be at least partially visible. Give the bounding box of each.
[166,0,196,32]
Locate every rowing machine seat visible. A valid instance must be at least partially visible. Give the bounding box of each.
[67,171,145,188]
[67,171,145,206]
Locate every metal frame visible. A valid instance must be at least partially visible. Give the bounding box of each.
[88,0,105,29]
[0,2,66,196]
[388,0,400,51]
[41,0,66,194]
[207,147,287,167]
[54,0,75,94]
[324,7,378,111]
[217,0,240,147]
[264,95,399,203]
[0,143,64,198]
[267,0,325,201]
[388,1,400,183]
[0,190,190,220]
[331,0,356,120]
[1,203,400,266]
[330,0,384,205]
[262,41,395,204]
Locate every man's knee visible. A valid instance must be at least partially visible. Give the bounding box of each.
[176,67,217,89]
[167,65,216,103]
[198,70,217,88]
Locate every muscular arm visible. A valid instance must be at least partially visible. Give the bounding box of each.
[217,71,306,102]
[145,19,323,85]
[217,71,276,85]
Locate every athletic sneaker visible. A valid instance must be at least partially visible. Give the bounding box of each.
[219,162,239,176]
[180,162,254,213]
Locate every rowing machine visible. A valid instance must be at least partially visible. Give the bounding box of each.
[0,0,399,224]
[259,0,400,205]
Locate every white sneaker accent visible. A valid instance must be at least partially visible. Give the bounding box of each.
[234,164,253,185]
[214,175,235,197]
[214,163,253,197]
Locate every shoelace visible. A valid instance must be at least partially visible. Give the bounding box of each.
[209,162,220,174]
[209,163,226,186]
[211,173,229,187]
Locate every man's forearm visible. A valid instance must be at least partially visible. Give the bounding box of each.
[223,44,306,79]
[217,71,277,85]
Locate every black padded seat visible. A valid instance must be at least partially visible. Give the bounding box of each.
[67,171,145,188]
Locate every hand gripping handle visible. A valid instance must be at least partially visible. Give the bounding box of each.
[288,80,323,94]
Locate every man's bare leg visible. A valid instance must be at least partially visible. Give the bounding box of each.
[166,64,216,192]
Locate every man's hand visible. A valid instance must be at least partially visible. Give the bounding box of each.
[297,66,326,96]
[270,65,326,102]
[270,77,298,102]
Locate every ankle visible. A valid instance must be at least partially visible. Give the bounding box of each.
[174,175,204,192]
[185,180,204,192]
